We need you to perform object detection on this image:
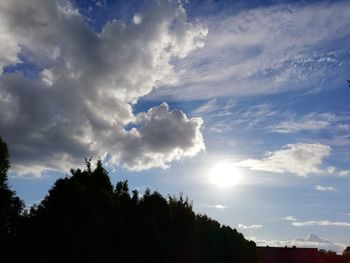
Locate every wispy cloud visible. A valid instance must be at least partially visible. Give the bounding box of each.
[283,216,298,222]
[237,143,331,176]
[208,103,277,133]
[268,113,336,133]
[315,185,335,192]
[339,170,350,177]
[292,220,350,227]
[238,224,263,229]
[192,99,220,114]
[150,1,350,100]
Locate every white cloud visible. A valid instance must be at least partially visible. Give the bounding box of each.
[283,216,298,221]
[326,166,336,175]
[268,112,350,134]
[208,103,277,133]
[149,1,350,100]
[339,170,350,177]
[199,203,229,209]
[192,99,220,115]
[238,224,263,229]
[214,204,226,209]
[292,220,350,227]
[271,119,329,133]
[268,113,336,133]
[237,143,331,176]
[251,233,346,254]
[133,14,142,25]
[315,185,335,192]
[0,0,207,175]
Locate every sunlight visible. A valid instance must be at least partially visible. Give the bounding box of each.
[208,162,242,188]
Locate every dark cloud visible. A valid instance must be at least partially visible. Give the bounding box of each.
[0,0,207,175]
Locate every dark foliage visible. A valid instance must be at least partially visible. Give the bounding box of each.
[13,158,257,263]
[3,137,346,262]
[317,249,346,263]
[0,137,24,259]
[0,141,257,262]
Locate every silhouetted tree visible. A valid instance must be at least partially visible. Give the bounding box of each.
[1,138,259,263]
[317,249,345,263]
[0,137,23,259]
[0,137,10,186]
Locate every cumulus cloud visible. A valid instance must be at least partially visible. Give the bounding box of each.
[0,0,207,175]
[237,143,331,176]
[251,233,346,254]
[108,102,205,171]
[149,1,350,100]
[238,224,263,229]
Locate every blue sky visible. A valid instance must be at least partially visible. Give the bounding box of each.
[1,0,350,253]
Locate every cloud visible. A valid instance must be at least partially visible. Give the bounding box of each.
[315,185,335,192]
[292,220,350,227]
[214,204,226,209]
[237,143,331,176]
[283,216,298,221]
[109,102,205,171]
[251,233,346,254]
[207,103,277,133]
[268,113,337,133]
[339,170,350,177]
[200,204,229,209]
[149,1,350,100]
[0,0,207,175]
[192,99,220,115]
[238,224,263,229]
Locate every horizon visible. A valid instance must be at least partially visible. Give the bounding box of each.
[1,0,350,254]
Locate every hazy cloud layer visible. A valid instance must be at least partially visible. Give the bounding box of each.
[150,1,350,100]
[292,220,350,227]
[0,0,207,175]
[251,233,346,254]
[237,143,331,176]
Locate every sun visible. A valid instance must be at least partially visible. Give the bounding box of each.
[208,162,242,188]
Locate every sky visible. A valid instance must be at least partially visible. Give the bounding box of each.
[1,0,350,253]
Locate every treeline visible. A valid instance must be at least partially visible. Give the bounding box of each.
[0,137,257,263]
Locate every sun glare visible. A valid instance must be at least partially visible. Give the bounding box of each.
[208,162,242,188]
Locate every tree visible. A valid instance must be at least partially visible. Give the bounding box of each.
[0,137,23,253]
[1,147,258,263]
[0,137,10,186]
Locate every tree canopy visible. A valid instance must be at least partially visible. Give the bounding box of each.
[0,137,347,263]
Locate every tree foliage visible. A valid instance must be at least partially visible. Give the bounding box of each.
[0,137,23,258]
[3,137,345,263]
[0,150,257,262]
[13,158,258,262]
